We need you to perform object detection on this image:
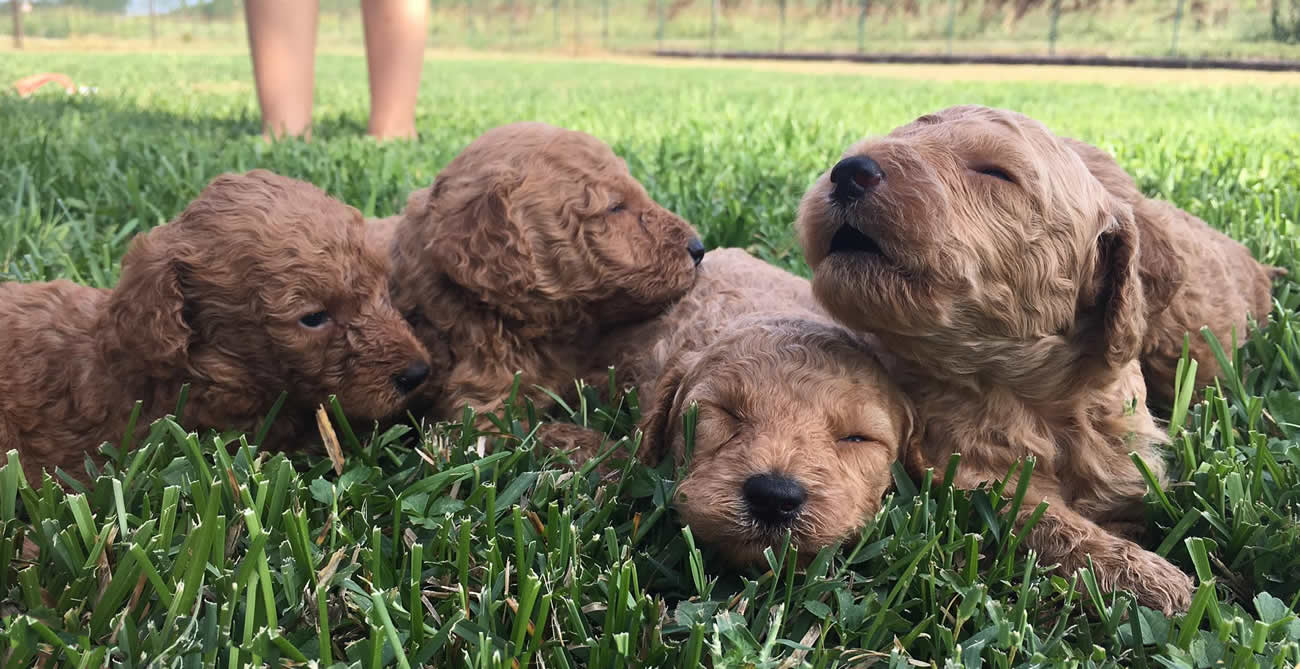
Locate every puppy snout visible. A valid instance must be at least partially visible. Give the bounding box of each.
[687,236,706,266]
[830,155,886,203]
[393,362,430,395]
[743,473,807,526]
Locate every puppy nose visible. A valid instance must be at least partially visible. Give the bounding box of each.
[687,236,706,266]
[393,362,430,395]
[743,473,807,526]
[829,155,886,202]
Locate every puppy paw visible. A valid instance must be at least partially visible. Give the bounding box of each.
[532,423,614,468]
[1089,545,1195,616]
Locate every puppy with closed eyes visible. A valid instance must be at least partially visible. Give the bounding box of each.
[380,122,705,425]
[1,170,433,486]
[581,248,919,566]
[799,105,1196,613]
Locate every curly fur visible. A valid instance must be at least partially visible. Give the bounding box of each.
[384,122,703,422]
[1061,137,1283,407]
[797,105,1195,614]
[590,248,917,567]
[1,170,432,486]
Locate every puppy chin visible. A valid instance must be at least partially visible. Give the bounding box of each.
[713,528,832,569]
[712,530,788,568]
[339,388,409,422]
[811,257,885,323]
[689,511,815,568]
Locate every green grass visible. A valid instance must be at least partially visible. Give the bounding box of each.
[2,51,1300,666]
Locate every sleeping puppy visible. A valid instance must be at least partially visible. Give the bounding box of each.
[381,121,705,425]
[1061,136,1283,407]
[587,248,918,566]
[1,170,433,486]
[798,105,1195,613]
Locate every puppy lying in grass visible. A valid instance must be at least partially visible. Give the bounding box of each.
[1061,136,1284,407]
[799,105,1195,613]
[0,170,433,487]
[582,248,918,566]
[378,121,705,425]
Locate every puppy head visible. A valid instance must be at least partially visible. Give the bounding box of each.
[797,105,1147,378]
[638,317,917,566]
[393,122,704,332]
[102,169,435,424]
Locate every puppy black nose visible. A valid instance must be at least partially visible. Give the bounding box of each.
[743,473,807,526]
[393,362,430,394]
[687,237,706,266]
[830,155,886,203]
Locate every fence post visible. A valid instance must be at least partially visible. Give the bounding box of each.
[1170,0,1185,55]
[553,0,560,44]
[710,0,718,53]
[779,0,786,52]
[428,0,438,47]
[11,0,21,49]
[946,0,956,55]
[1048,0,1060,55]
[602,0,609,48]
[858,0,869,53]
[508,0,515,47]
[466,0,474,45]
[656,0,665,50]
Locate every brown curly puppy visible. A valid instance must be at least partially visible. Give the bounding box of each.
[1,170,433,486]
[798,105,1194,614]
[384,122,705,422]
[588,248,918,566]
[1061,137,1283,407]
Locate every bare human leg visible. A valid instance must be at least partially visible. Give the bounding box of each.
[244,0,320,140]
[361,0,428,140]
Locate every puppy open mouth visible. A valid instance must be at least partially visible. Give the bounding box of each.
[827,223,884,257]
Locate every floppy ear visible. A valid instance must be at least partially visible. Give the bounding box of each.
[1061,138,1184,319]
[426,176,537,318]
[1133,203,1185,318]
[101,225,193,372]
[896,398,929,482]
[1091,199,1147,367]
[634,353,696,466]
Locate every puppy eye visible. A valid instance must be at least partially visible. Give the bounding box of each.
[838,435,870,444]
[299,311,331,329]
[972,166,1016,184]
[609,202,626,214]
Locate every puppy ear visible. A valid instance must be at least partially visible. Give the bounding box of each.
[1091,199,1147,367]
[101,225,193,372]
[1061,139,1184,319]
[426,177,537,316]
[1133,203,1186,318]
[634,353,696,466]
[896,398,928,481]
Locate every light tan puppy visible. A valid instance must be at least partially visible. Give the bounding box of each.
[1061,136,1282,407]
[798,105,1194,613]
[590,248,918,566]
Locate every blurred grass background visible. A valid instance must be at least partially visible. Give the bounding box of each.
[4,0,1300,61]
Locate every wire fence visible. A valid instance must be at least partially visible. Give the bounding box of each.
[5,0,1300,62]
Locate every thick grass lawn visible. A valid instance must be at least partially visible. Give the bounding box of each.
[2,51,1300,667]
